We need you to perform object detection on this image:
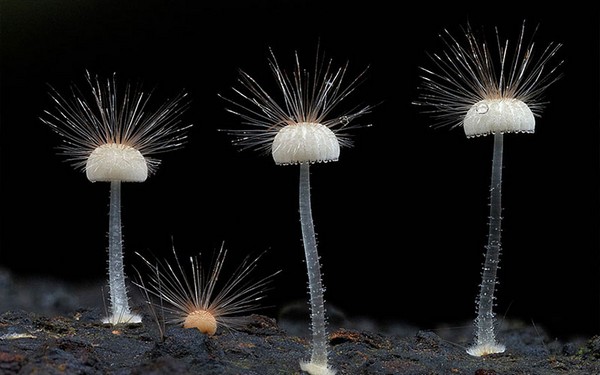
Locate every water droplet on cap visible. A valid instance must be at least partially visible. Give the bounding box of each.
[476,103,489,114]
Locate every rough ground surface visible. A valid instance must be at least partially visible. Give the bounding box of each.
[1,271,599,375]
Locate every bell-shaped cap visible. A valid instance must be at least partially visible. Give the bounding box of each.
[463,99,535,138]
[85,143,148,182]
[271,122,340,165]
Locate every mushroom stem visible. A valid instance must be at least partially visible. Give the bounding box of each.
[298,162,329,368]
[471,132,505,354]
[107,180,134,321]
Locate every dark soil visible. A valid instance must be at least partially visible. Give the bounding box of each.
[1,270,599,375]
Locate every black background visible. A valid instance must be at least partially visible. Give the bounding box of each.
[1,1,598,341]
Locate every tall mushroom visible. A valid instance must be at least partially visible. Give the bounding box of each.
[41,71,192,325]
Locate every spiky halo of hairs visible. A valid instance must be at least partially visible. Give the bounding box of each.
[41,70,192,174]
[413,20,563,130]
[133,243,280,333]
[219,45,373,157]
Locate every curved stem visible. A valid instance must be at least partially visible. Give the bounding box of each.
[474,132,504,348]
[299,162,329,367]
[108,180,132,319]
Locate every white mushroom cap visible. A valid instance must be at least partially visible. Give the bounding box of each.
[271,122,340,165]
[85,143,148,182]
[463,99,535,138]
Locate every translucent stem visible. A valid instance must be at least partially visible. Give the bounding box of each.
[107,180,133,319]
[473,132,504,350]
[298,162,330,368]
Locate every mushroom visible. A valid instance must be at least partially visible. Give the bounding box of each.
[414,21,562,356]
[41,71,192,325]
[220,46,372,375]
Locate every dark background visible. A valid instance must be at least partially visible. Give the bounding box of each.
[1,1,598,342]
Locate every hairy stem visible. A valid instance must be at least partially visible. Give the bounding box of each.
[299,162,329,367]
[108,180,132,318]
[474,132,504,347]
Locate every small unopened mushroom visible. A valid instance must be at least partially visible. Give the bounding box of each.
[133,243,280,336]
